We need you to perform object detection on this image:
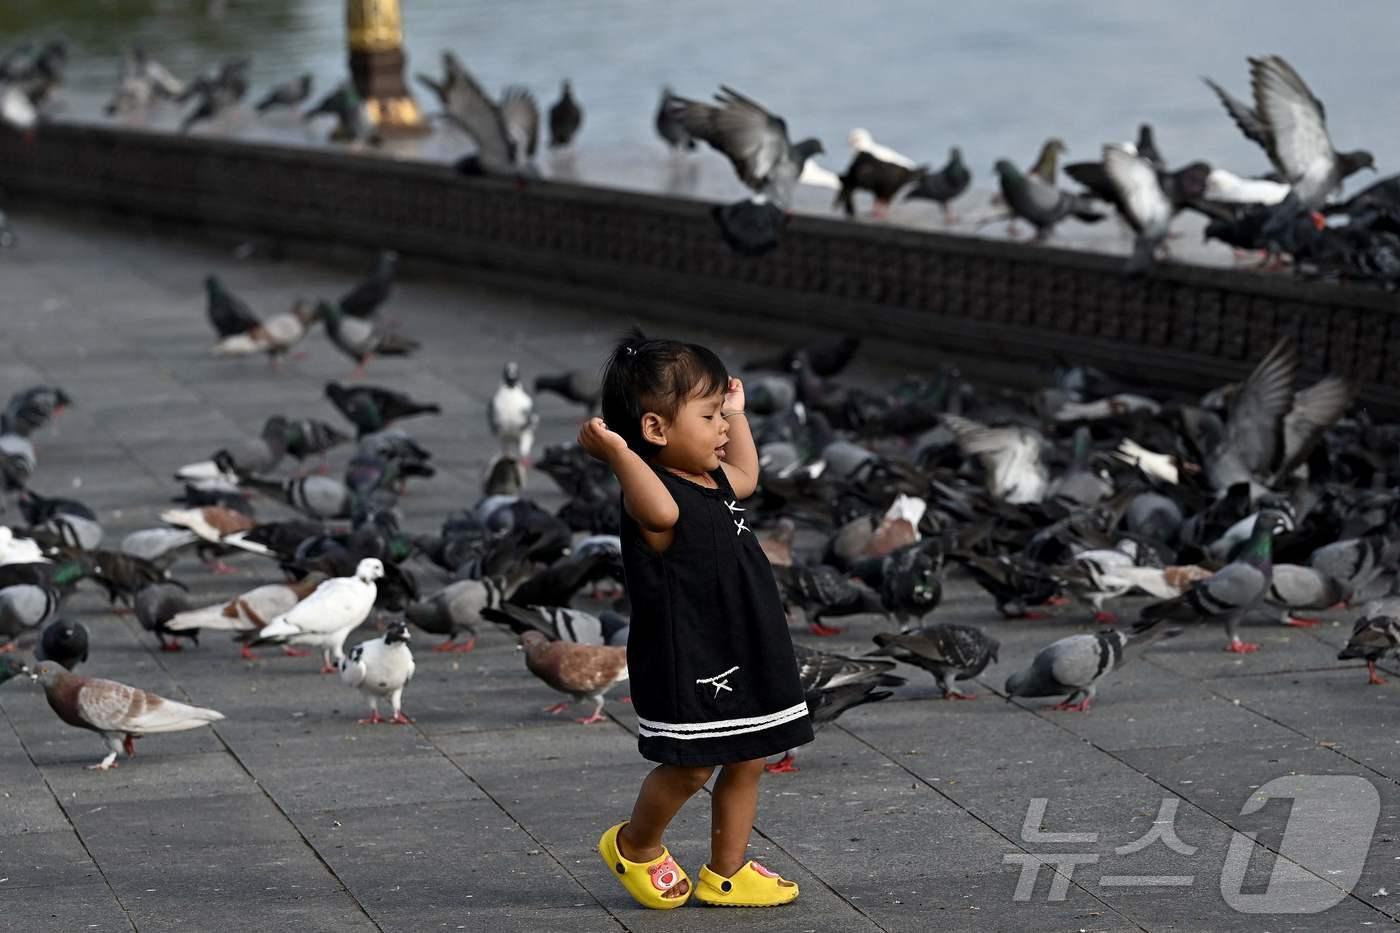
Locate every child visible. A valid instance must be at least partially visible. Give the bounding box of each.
[580,329,813,909]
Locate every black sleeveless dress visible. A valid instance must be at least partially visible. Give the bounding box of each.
[621,463,813,766]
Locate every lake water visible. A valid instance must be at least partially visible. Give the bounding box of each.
[3,0,1398,256]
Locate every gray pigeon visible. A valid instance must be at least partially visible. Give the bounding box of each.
[404,577,512,651]
[416,52,537,175]
[255,72,312,114]
[134,582,195,653]
[1309,535,1398,607]
[1005,630,1128,712]
[1265,564,1347,626]
[993,158,1105,240]
[1338,599,1400,685]
[0,583,62,649]
[1133,511,1287,652]
[869,623,999,699]
[35,619,87,671]
[482,602,628,647]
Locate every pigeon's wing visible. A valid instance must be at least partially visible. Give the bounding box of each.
[557,644,628,693]
[280,578,369,633]
[1223,337,1296,474]
[1103,144,1170,233]
[1271,375,1354,483]
[1250,55,1333,182]
[1196,563,1267,613]
[499,86,539,159]
[339,643,368,688]
[674,86,788,192]
[73,678,140,731]
[1204,77,1272,152]
[428,62,511,166]
[1045,635,1100,689]
[795,644,895,691]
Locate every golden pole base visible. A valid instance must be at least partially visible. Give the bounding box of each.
[347,0,429,138]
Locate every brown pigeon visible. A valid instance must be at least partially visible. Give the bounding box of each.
[31,661,225,770]
[519,631,627,724]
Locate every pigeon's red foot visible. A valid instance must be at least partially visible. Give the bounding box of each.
[943,690,978,701]
[160,640,184,653]
[1093,611,1118,625]
[808,622,843,637]
[431,641,457,653]
[1022,611,1049,620]
[319,662,338,674]
[1047,595,1071,607]
[0,641,15,654]
[358,710,384,725]
[123,735,136,756]
[1330,602,1349,611]
[619,695,632,704]
[575,712,607,725]
[543,702,571,714]
[1225,640,1260,654]
[239,645,258,660]
[764,754,799,774]
[1284,616,1321,628]
[1367,661,1387,685]
[1048,698,1092,712]
[206,560,239,575]
[282,647,310,657]
[390,711,413,725]
[451,638,477,653]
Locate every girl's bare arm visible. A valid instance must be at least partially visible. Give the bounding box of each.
[578,417,678,533]
[719,377,759,499]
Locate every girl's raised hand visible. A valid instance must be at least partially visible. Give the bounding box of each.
[578,417,629,462]
[723,376,745,415]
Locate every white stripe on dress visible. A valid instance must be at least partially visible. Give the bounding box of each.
[636,701,809,741]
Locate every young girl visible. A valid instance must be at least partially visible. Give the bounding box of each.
[580,329,813,909]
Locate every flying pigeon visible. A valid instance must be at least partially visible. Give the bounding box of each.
[1004,630,1129,712]
[35,619,87,670]
[519,630,628,724]
[339,621,415,724]
[490,361,539,460]
[31,661,226,770]
[666,85,824,255]
[1133,511,1287,652]
[654,86,695,152]
[943,414,1048,504]
[1099,144,1211,273]
[416,51,537,175]
[255,72,312,114]
[870,623,999,700]
[548,80,582,148]
[1338,599,1400,685]
[249,558,383,672]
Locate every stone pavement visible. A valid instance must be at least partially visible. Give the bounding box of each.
[0,207,1397,933]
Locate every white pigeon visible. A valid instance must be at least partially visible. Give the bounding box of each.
[488,361,539,460]
[165,575,326,658]
[0,84,36,134]
[213,299,315,358]
[849,128,916,169]
[339,621,415,724]
[1204,168,1290,207]
[252,558,383,672]
[943,415,1048,504]
[799,159,842,190]
[0,526,47,565]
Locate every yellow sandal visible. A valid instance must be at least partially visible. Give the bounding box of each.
[695,860,799,907]
[597,822,691,909]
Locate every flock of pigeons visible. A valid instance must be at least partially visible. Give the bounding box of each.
[3,40,1398,282]
[1,246,1399,775]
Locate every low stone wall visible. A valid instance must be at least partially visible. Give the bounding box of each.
[2,124,1396,405]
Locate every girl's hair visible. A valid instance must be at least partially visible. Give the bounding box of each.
[600,327,728,457]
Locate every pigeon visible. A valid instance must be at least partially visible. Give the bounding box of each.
[904,146,972,222]
[2,385,71,436]
[654,86,695,152]
[667,85,824,254]
[870,623,999,700]
[158,506,255,572]
[35,619,86,670]
[31,661,226,770]
[1133,511,1287,652]
[325,382,441,437]
[0,526,46,565]
[943,415,1048,504]
[1099,144,1211,273]
[1309,535,1398,607]
[255,72,312,114]
[339,621,415,724]
[848,128,916,169]
[404,576,513,652]
[765,643,904,773]
[134,582,196,652]
[0,583,62,650]
[519,630,628,724]
[1338,599,1400,685]
[993,158,1105,240]
[835,150,925,219]
[104,47,185,116]
[1205,56,1374,214]
[339,250,398,321]
[744,335,861,379]
[273,416,352,467]
[303,81,376,144]
[548,80,582,148]
[416,52,537,175]
[490,361,539,460]
[1004,630,1129,712]
[19,490,102,550]
[0,655,27,685]
[483,603,628,647]
[0,83,36,136]
[1265,564,1347,626]
[1203,167,1291,209]
[249,558,383,672]
[315,300,419,372]
[533,370,601,415]
[213,299,315,362]
[0,432,36,491]
[204,274,261,339]
[165,575,324,659]
[772,563,885,636]
[179,58,248,133]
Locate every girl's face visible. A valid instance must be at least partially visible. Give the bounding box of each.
[646,388,730,475]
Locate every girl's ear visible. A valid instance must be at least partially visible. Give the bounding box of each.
[640,412,668,447]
